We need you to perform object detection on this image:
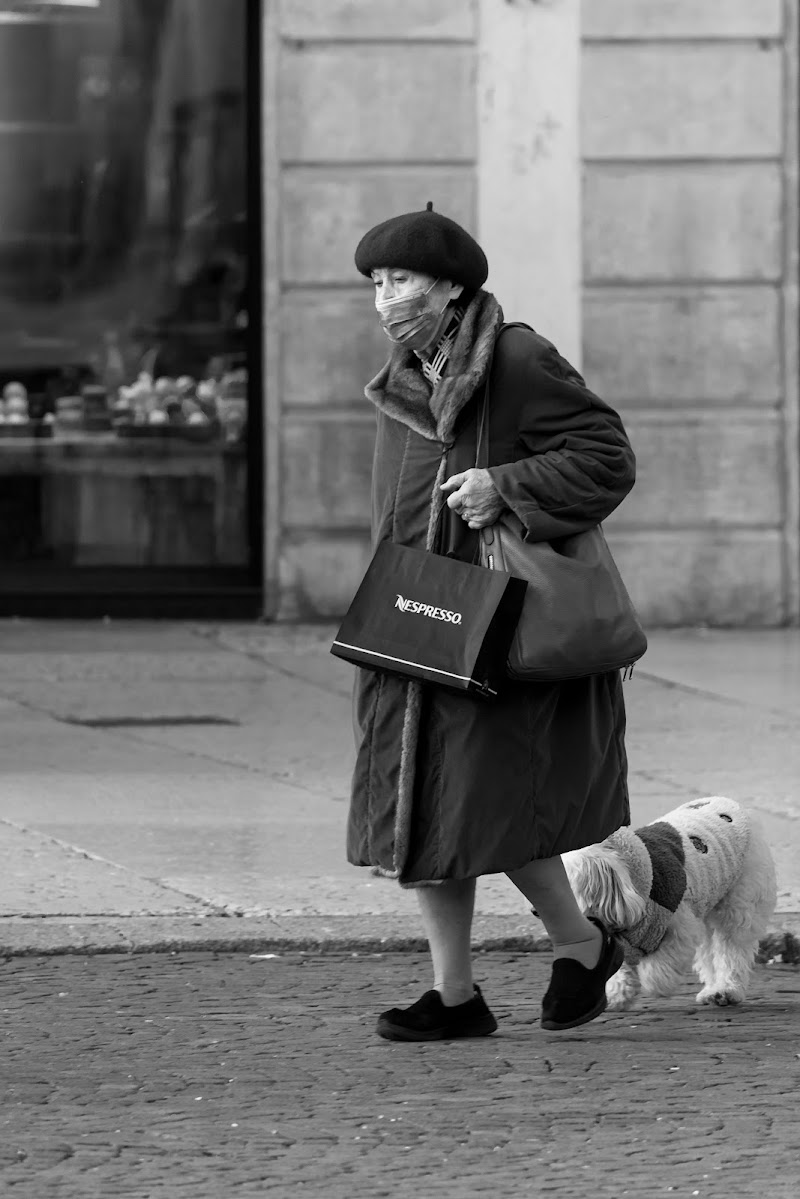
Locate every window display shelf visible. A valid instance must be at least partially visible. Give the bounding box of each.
[0,432,246,464]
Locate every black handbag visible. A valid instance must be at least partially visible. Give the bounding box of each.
[477,325,648,681]
[330,538,526,698]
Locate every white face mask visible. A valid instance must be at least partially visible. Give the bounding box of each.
[374,278,448,349]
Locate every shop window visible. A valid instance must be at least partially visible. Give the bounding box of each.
[0,0,261,615]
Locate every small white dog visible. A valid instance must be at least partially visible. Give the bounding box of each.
[563,797,777,1011]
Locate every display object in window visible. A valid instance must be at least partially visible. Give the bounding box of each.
[0,382,53,439]
[110,363,247,444]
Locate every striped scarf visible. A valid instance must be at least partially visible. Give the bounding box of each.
[417,304,466,387]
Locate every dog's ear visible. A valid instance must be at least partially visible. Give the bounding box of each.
[565,846,647,931]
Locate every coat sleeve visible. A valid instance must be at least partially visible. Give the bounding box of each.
[486,333,636,542]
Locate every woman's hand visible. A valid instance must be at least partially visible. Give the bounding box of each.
[440,468,506,530]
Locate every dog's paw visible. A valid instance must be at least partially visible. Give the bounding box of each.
[695,986,744,1007]
[605,973,638,1011]
[605,993,636,1012]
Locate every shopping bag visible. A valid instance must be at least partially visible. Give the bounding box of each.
[331,539,526,698]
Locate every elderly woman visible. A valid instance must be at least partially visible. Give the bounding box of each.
[349,204,636,1038]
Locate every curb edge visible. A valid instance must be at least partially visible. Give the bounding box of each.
[2,915,799,962]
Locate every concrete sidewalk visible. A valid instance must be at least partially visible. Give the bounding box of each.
[0,620,799,956]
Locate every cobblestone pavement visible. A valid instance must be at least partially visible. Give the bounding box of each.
[2,952,798,1199]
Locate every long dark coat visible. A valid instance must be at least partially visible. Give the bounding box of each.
[346,290,637,885]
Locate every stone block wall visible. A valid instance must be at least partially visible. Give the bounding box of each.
[263,0,799,625]
[265,0,477,617]
[582,0,797,624]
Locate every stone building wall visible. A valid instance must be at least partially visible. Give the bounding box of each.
[263,0,477,618]
[263,0,799,626]
[584,0,798,624]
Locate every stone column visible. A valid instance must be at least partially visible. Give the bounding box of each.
[477,0,581,364]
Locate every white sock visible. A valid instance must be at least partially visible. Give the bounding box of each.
[551,926,602,969]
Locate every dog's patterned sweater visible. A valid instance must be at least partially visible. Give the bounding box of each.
[617,822,688,959]
[606,797,751,963]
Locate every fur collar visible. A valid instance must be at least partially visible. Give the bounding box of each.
[364,289,504,444]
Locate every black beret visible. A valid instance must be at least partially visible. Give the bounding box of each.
[354,202,488,292]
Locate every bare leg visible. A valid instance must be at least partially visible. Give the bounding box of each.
[506,856,602,968]
[415,878,476,1006]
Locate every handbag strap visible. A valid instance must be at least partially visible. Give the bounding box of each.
[475,322,533,470]
[475,344,495,471]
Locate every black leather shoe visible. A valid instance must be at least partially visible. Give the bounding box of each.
[540,917,624,1031]
[376,985,498,1042]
